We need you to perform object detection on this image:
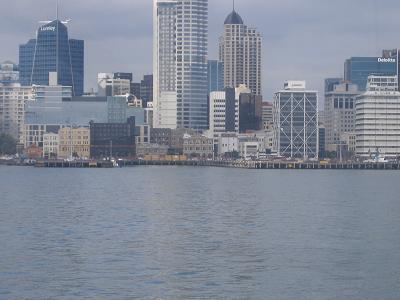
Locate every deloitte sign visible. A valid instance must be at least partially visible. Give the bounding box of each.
[378,57,396,63]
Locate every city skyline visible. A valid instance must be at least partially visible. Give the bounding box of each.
[1,0,400,99]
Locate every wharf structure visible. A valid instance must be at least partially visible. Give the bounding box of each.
[15,158,399,170]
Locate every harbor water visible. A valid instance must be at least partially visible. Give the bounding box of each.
[0,166,399,299]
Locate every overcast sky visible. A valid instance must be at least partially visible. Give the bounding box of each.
[1,0,399,100]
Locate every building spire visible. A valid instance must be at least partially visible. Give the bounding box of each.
[233,0,235,11]
[56,0,59,20]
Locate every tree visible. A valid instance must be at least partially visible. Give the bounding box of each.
[0,134,17,155]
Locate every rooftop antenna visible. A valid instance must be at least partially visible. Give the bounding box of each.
[233,0,235,11]
[39,0,70,25]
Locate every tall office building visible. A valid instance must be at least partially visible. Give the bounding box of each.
[153,0,178,129]
[19,20,84,96]
[324,81,359,151]
[219,7,262,96]
[153,0,209,130]
[355,76,400,158]
[273,81,318,159]
[344,50,397,92]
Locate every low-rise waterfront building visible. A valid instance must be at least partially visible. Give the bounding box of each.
[183,134,213,159]
[90,117,136,158]
[238,130,274,160]
[58,127,90,159]
[217,132,239,158]
[42,132,59,159]
[136,143,169,157]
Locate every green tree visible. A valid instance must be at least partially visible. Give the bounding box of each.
[0,134,17,155]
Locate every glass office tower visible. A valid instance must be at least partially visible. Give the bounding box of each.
[344,56,396,92]
[19,20,84,96]
[176,0,209,130]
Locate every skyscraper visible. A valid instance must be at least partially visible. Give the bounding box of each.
[344,50,397,92]
[153,0,208,130]
[219,6,262,96]
[19,20,84,96]
[273,81,318,159]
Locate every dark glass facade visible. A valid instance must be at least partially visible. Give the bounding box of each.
[207,60,224,94]
[90,117,136,158]
[131,75,153,107]
[19,20,84,96]
[239,93,262,133]
[319,127,326,159]
[225,87,236,132]
[344,56,396,91]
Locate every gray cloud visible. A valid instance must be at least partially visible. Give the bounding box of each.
[1,0,399,100]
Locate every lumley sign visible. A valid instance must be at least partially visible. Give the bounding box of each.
[41,26,56,32]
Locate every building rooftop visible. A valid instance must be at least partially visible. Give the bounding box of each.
[224,10,244,25]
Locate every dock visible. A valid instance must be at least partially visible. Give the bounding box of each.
[119,159,400,170]
[2,159,400,170]
[34,160,114,168]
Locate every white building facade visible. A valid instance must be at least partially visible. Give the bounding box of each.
[42,132,59,159]
[0,84,33,140]
[209,89,239,139]
[355,76,400,158]
[97,73,130,97]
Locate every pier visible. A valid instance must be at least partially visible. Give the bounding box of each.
[119,159,400,170]
[34,160,114,168]
[2,159,400,170]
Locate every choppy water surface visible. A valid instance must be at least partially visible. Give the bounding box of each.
[0,166,400,299]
